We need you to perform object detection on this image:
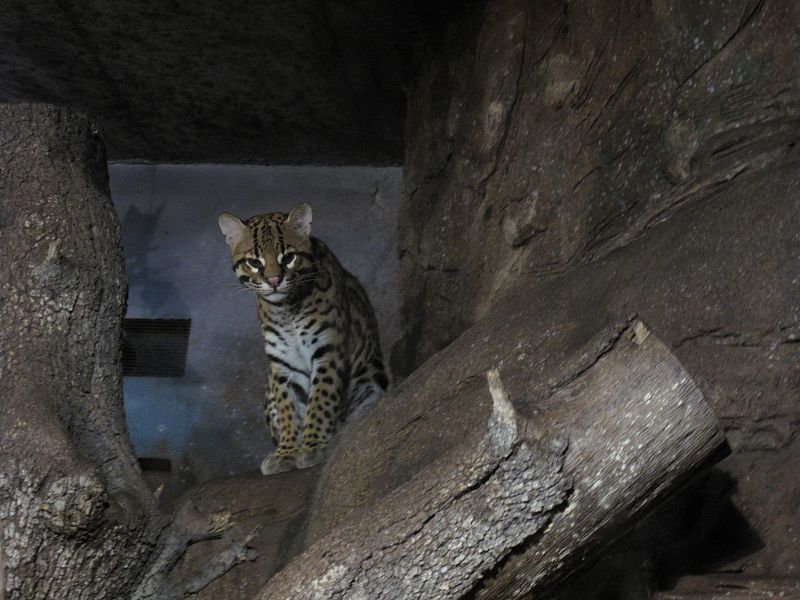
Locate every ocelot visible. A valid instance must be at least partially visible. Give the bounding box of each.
[218,203,388,475]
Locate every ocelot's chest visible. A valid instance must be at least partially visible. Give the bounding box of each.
[266,317,315,371]
[259,287,342,374]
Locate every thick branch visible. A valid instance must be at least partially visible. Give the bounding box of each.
[261,321,725,599]
[259,371,569,600]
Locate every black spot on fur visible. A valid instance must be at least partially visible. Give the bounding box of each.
[312,344,334,360]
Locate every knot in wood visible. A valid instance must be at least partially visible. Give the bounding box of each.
[39,473,107,536]
[486,369,519,454]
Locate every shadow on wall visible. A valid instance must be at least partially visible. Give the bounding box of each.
[110,163,402,496]
[645,469,764,586]
[551,468,765,600]
[121,203,191,317]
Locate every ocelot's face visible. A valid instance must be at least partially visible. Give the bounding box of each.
[218,203,314,301]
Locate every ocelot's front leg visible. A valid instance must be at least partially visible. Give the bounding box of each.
[260,364,304,475]
[295,351,346,469]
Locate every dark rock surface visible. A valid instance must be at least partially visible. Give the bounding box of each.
[396,0,800,374]
[0,0,448,164]
[394,0,800,591]
[652,574,800,599]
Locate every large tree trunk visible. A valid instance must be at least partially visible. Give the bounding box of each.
[0,103,158,599]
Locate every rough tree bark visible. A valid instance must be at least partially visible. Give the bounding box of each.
[0,104,165,600]
[473,323,727,598]
[0,103,161,599]
[256,322,726,599]
[0,103,279,600]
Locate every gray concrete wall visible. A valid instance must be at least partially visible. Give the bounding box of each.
[109,164,402,486]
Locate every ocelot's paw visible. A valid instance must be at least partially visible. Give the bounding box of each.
[295,445,328,470]
[260,452,297,476]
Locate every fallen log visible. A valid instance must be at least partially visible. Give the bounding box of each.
[257,321,727,599]
[475,321,729,598]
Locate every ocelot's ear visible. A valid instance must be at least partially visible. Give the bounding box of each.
[287,203,312,236]
[218,213,249,250]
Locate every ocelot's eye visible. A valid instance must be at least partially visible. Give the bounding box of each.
[246,258,262,270]
[281,252,297,268]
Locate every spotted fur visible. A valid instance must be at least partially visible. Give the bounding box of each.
[219,203,388,475]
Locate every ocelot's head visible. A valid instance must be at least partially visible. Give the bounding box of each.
[218,203,314,300]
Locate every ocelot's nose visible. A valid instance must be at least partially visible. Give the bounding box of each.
[266,275,282,289]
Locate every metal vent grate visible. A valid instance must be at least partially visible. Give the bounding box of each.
[122,318,191,377]
[137,457,172,472]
